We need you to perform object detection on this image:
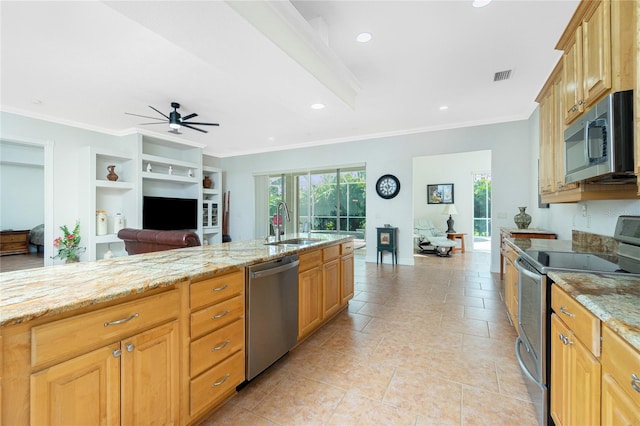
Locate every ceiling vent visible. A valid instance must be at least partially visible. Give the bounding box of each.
[493,69,512,82]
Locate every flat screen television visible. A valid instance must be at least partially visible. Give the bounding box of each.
[143,196,198,230]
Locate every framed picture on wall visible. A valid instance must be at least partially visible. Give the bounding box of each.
[427,183,454,204]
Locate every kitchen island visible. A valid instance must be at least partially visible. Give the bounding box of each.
[0,233,355,425]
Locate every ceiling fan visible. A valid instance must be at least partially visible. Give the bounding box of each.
[125,102,219,134]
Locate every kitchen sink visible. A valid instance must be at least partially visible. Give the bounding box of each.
[265,238,322,246]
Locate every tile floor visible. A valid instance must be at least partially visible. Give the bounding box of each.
[201,250,538,425]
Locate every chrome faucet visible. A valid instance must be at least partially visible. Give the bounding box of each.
[276,201,290,242]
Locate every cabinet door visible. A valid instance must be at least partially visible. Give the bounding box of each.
[341,253,355,305]
[121,321,179,425]
[581,0,611,107]
[601,373,640,426]
[298,267,322,339]
[570,329,601,426]
[31,343,121,426]
[551,314,571,426]
[538,94,555,194]
[563,28,583,124]
[323,259,341,318]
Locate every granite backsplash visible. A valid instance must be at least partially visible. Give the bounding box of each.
[572,230,618,254]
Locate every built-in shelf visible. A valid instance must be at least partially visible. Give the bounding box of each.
[141,171,199,184]
[95,180,135,190]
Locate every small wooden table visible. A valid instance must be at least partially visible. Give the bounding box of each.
[0,229,31,256]
[447,233,466,254]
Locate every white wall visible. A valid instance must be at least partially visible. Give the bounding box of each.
[413,150,491,239]
[0,142,45,233]
[219,120,532,271]
[1,112,135,264]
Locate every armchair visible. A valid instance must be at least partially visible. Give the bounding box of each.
[414,218,456,256]
[117,228,201,255]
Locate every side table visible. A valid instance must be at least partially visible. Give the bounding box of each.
[376,227,398,264]
[446,233,466,254]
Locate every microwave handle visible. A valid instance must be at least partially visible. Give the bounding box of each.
[585,119,607,161]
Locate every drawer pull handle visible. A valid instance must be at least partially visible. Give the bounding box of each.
[211,373,230,387]
[212,340,231,351]
[126,343,135,352]
[104,313,139,327]
[212,310,230,319]
[559,306,574,318]
[212,284,228,292]
[113,349,122,358]
[632,374,640,393]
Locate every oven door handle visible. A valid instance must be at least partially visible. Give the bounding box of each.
[515,256,543,282]
[515,336,547,391]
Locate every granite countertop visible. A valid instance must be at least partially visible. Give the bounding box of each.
[506,237,640,353]
[0,234,352,327]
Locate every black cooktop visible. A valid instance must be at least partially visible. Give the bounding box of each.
[522,250,640,275]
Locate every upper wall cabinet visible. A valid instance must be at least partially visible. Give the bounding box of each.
[558,0,611,124]
[537,0,638,203]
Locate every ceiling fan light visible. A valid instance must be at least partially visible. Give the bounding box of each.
[472,0,492,7]
[169,122,181,130]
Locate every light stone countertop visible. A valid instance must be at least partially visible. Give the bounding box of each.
[0,234,353,327]
[506,238,640,352]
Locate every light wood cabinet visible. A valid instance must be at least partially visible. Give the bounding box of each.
[560,0,611,124]
[188,269,245,420]
[29,292,181,425]
[298,242,355,340]
[601,326,640,425]
[340,242,355,304]
[550,285,601,426]
[298,251,323,339]
[503,245,519,332]
[538,0,637,203]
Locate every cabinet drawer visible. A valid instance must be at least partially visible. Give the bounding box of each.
[1,234,28,243]
[341,241,354,255]
[190,318,244,377]
[190,270,243,311]
[323,244,340,261]
[190,350,244,416]
[602,326,640,407]
[299,249,322,272]
[551,284,600,355]
[32,290,180,368]
[191,295,244,339]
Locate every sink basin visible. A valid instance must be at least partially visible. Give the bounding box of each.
[265,238,322,246]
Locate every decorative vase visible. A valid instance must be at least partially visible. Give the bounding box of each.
[514,207,532,229]
[203,175,212,189]
[65,256,79,264]
[106,165,118,181]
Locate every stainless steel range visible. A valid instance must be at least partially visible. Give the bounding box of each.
[514,215,640,426]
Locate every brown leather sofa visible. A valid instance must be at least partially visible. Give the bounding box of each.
[117,228,201,255]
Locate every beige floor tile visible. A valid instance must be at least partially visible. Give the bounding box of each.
[253,375,346,425]
[329,391,418,425]
[464,306,508,323]
[383,367,462,424]
[428,350,499,392]
[199,402,276,425]
[462,386,538,425]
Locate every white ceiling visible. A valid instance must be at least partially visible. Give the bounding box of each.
[1,0,579,158]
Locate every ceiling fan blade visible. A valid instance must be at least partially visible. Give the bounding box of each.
[181,113,198,121]
[181,123,208,133]
[148,105,170,120]
[184,122,219,126]
[138,121,168,125]
[125,112,168,121]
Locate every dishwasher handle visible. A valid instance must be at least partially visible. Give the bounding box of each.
[250,259,300,279]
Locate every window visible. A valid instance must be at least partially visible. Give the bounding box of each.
[261,166,366,239]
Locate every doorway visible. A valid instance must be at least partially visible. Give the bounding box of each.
[473,172,491,252]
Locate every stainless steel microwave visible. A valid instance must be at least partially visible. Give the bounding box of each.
[564,90,634,184]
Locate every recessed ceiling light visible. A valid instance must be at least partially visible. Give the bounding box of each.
[356,32,372,43]
[472,0,492,7]
[267,136,276,142]
[311,103,326,110]
[439,106,449,111]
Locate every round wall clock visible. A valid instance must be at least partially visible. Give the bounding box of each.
[376,174,400,199]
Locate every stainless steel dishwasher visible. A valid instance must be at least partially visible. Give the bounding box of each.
[246,254,299,380]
